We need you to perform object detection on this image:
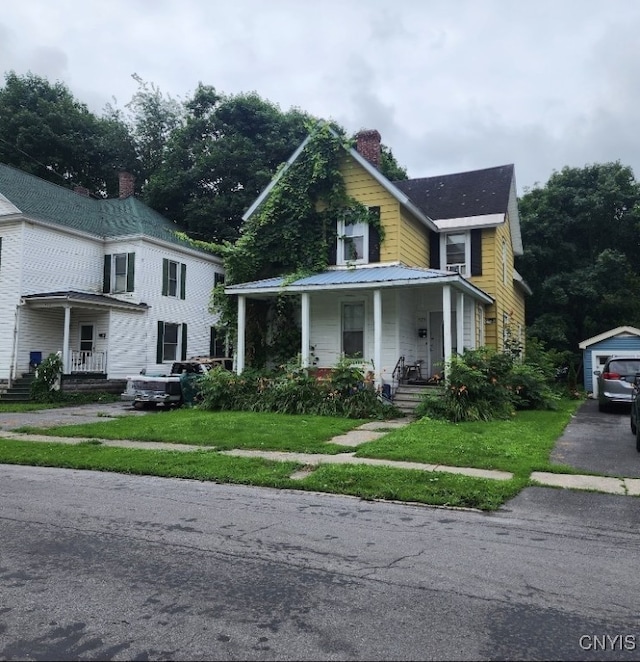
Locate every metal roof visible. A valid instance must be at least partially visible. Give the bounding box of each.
[21,290,149,311]
[225,265,493,303]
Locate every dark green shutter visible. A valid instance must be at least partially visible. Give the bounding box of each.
[181,323,188,360]
[367,207,381,263]
[162,258,169,296]
[180,263,186,300]
[156,321,164,363]
[327,221,337,265]
[429,232,440,269]
[0,236,3,270]
[209,327,216,357]
[126,252,135,292]
[103,255,111,293]
[470,230,483,276]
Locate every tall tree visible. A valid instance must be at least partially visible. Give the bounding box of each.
[0,71,137,196]
[517,162,640,354]
[142,85,313,242]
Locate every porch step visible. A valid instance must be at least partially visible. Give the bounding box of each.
[393,384,442,415]
[0,374,35,402]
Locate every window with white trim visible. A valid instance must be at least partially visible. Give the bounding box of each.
[163,323,179,361]
[441,232,470,275]
[342,301,365,357]
[502,239,508,285]
[338,219,368,265]
[103,252,135,294]
[162,258,186,299]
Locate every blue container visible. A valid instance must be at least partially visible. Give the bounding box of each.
[29,351,42,368]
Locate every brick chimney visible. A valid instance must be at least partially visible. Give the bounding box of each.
[118,171,135,199]
[355,129,381,168]
[73,185,91,197]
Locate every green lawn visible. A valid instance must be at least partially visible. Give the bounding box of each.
[1,399,584,511]
[355,399,583,477]
[16,409,365,454]
[0,438,524,511]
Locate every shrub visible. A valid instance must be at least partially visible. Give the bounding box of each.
[198,358,401,419]
[31,352,64,402]
[415,347,556,422]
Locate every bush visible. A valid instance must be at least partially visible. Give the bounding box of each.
[198,358,401,419]
[31,352,64,402]
[415,347,557,423]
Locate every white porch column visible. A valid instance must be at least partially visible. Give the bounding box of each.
[442,285,452,371]
[301,292,310,368]
[62,304,71,373]
[373,289,382,388]
[236,295,246,375]
[456,292,464,355]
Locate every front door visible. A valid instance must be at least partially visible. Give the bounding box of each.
[428,311,457,378]
[79,324,94,353]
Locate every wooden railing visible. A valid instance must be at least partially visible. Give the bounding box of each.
[70,351,106,373]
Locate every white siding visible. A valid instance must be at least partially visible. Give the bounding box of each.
[1,219,224,380]
[0,222,23,379]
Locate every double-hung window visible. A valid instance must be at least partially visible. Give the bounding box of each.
[162,259,186,299]
[103,252,135,294]
[342,301,365,358]
[338,219,368,264]
[442,233,468,275]
[157,321,187,363]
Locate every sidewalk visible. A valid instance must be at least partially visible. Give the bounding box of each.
[2,417,638,496]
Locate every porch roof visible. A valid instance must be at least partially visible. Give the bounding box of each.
[225,264,494,303]
[21,290,149,311]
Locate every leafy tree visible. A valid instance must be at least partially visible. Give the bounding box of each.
[142,86,312,242]
[517,162,640,354]
[124,74,183,182]
[0,71,137,196]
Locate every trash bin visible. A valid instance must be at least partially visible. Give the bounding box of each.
[29,351,42,372]
[179,372,201,406]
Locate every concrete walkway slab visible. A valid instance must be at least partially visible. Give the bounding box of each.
[531,471,626,495]
[329,430,387,446]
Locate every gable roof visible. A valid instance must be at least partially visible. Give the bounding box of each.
[241,126,523,255]
[394,164,523,255]
[0,164,194,249]
[579,326,640,349]
[242,129,438,232]
[393,165,514,219]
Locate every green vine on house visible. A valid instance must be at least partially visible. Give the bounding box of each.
[210,121,386,367]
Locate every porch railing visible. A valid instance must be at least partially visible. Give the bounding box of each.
[69,351,106,373]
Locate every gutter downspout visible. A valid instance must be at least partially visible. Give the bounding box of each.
[9,302,22,387]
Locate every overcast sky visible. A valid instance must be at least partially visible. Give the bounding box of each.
[2,0,639,193]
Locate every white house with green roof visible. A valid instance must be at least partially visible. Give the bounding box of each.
[0,164,225,390]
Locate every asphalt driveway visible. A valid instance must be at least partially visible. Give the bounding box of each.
[0,401,142,432]
[551,398,640,478]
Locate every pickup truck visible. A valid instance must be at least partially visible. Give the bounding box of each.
[121,357,232,409]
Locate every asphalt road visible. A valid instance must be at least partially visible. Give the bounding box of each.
[1,464,640,661]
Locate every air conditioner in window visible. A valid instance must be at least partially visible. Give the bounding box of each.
[447,263,466,275]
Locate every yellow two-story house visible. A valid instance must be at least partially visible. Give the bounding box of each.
[226,129,530,390]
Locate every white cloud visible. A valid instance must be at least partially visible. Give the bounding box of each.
[2,0,640,190]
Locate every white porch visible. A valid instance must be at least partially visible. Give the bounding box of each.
[227,266,493,390]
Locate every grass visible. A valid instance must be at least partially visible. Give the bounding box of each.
[0,437,522,511]
[16,409,365,454]
[0,393,120,412]
[0,399,586,511]
[355,399,583,478]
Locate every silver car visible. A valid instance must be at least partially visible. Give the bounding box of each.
[595,357,640,412]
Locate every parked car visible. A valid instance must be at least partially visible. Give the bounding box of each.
[595,356,640,412]
[122,357,232,409]
[630,375,640,452]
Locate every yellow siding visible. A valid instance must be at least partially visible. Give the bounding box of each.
[339,156,429,264]
[470,216,525,352]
